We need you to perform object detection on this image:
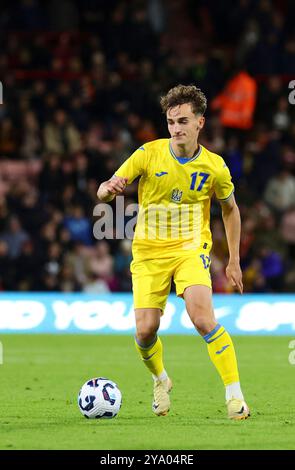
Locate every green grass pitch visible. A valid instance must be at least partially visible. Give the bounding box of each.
[0,334,295,450]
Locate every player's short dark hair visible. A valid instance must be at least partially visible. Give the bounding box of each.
[160,84,207,116]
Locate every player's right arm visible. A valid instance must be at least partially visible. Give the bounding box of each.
[97,176,128,202]
[97,145,148,202]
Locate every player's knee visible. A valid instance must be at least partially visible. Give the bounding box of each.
[136,324,159,345]
[195,319,217,336]
[188,305,216,336]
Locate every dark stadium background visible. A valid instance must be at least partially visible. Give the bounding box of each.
[0,0,295,295]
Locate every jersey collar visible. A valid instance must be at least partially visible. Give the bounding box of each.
[169,140,202,164]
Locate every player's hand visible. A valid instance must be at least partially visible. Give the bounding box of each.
[105,176,128,196]
[97,176,128,201]
[225,261,243,294]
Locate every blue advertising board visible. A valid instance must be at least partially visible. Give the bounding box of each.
[0,293,294,335]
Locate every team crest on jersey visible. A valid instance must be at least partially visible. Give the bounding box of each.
[171,188,183,203]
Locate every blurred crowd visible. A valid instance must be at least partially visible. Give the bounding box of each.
[0,0,295,293]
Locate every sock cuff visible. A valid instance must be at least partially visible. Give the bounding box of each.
[203,324,226,344]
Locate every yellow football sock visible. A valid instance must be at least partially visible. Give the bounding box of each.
[135,336,165,378]
[204,324,239,386]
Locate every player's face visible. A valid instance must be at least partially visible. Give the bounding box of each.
[167,103,204,146]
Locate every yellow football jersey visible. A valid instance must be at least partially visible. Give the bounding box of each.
[115,138,234,260]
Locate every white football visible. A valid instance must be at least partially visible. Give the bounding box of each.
[78,377,122,419]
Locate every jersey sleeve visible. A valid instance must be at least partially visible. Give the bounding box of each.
[115,146,148,184]
[214,161,235,200]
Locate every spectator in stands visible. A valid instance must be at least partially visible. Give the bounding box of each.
[280,206,295,259]
[63,205,93,246]
[59,263,81,292]
[20,111,42,160]
[87,241,118,291]
[0,215,29,259]
[14,240,40,291]
[114,239,132,291]
[64,241,89,288]
[263,169,295,212]
[83,273,110,294]
[44,109,81,155]
[0,240,13,290]
[211,68,257,132]
[0,117,18,158]
[259,246,284,291]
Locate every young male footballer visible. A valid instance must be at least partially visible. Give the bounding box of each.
[97,84,250,420]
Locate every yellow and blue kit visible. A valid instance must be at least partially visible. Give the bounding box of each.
[115,139,234,310]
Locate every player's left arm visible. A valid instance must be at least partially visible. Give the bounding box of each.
[219,194,243,294]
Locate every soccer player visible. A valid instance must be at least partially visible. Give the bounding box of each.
[97,85,250,420]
